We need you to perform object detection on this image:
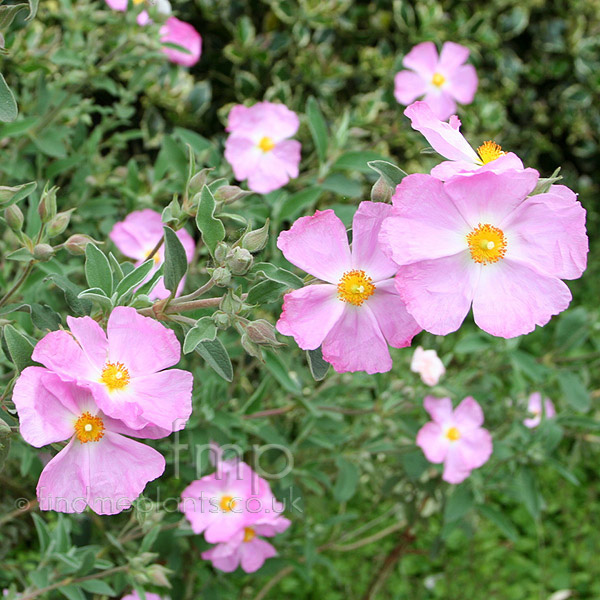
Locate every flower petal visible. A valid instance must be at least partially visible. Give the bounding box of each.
[457,428,493,470]
[437,42,470,74]
[403,41,438,76]
[66,315,108,371]
[394,70,428,105]
[240,539,277,573]
[422,90,457,121]
[446,64,478,104]
[453,396,484,431]
[442,445,472,484]
[225,136,263,181]
[159,17,202,67]
[423,396,453,424]
[416,422,448,463]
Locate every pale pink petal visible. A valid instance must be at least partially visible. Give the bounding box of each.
[66,316,108,370]
[446,64,478,104]
[240,539,276,573]
[202,546,240,572]
[442,445,472,484]
[394,71,428,105]
[87,382,143,432]
[416,422,448,463]
[423,396,453,424]
[105,0,127,10]
[422,90,457,121]
[277,209,352,283]
[109,209,164,260]
[224,136,262,181]
[254,516,292,537]
[457,428,493,470]
[523,415,541,429]
[437,42,470,74]
[226,102,299,142]
[544,399,556,419]
[403,41,438,76]
[453,396,484,431]
[247,143,300,194]
[527,392,542,414]
[205,512,253,544]
[271,139,301,177]
[137,10,151,25]
[160,17,202,67]
[430,160,479,180]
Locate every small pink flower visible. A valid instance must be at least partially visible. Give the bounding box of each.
[201,515,291,573]
[13,371,165,514]
[30,306,193,432]
[380,171,588,338]
[404,101,524,180]
[109,209,195,300]
[122,593,165,600]
[524,392,556,428]
[224,102,301,194]
[411,346,445,386]
[276,202,421,374]
[159,17,202,67]
[394,42,478,120]
[416,396,492,484]
[105,0,127,10]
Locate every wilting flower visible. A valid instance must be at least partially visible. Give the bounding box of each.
[416,396,492,484]
[159,17,202,67]
[224,102,301,194]
[394,41,477,120]
[411,347,445,386]
[404,101,524,180]
[109,209,195,300]
[380,171,588,338]
[276,202,421,374]
[13,371,165,514]
[524,392,556,428]
[31,306,193,432]
[201,515,291,573]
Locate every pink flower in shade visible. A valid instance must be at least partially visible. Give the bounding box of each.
[122,594,165,600]
[109,209,195,300]
[416,396,492,484]
[30,306,193,433]
[224,102,301,194]
[410,346,445,386]
[180,461,282,543]
[12,371,165,514]
[201,515,291,573]
[394,41,478,120]
[524,392,556,428]
[276,202,421,374]
[404,101,524,180]
[379,171,588,338]
[159,17,202,67]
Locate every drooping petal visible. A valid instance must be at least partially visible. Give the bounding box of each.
[453,396,484,431]
[416,422,448,463]
[240,539,277,573]
[402,41,438,76]
[393,71,428,105]
[159,17,202,67]
[423,396,453,424]
[437,42,470,74]
[66,315,108,371]
[446,64,478,104]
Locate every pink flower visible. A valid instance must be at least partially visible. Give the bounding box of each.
[159,17,202,67]
[416,396,492,484]
[524,392,556,428]
[394,42,477,120]
[411,347,445,386]
[105,0,127,10]
[224,102,301,194]
[201,515,290,573]
[122,593,165,600]
[404,101,524,180]
[109,209,195,300]
[276,202,421,374]
[380,171,588,338]
[30,306,193,432]
[180,461,281,543]
[13,371,165,514]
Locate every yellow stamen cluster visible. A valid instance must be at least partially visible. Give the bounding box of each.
[100,362,131,392]
[219,495,236,512]
[431,72,446,87]
[337,270,376,306]
[467,223,507,265]
[145,249,161,265]
[74,412,105,444]
[477,141,505,165]
[257,136,276,153]
[446,426,461,442]
[243,527,256,543]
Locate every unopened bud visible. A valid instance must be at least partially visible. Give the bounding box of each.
[188,168,213,197]
[214,185,253,204]
[212,311,231,330]
[241,332,262,359]
[214,242,229,264]
[64,234,94,255]
[161,198,182,226]
[212,266,231,286]
[370,176,392,203]
[245,319,282,346]
[33,243,55,262]
[4,204,24,232]
[226,247,253,275]
[241,219,269,253]
[220,291,243,314]
[37,186,58,222]
[47,210,73,238]
[146,565,172,589]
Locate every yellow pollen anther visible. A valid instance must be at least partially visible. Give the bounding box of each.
[258,136,276,153]
[243,527,256,543]
[477,141,505,165]
[100,362,131,392]
[74,412,105,444]
[446,426,461,441]
[145,249,161,265]
[467,223,507,265]
[219,495,236,512]
[132,0,145,4]
[337,270,376,306]
[432,72,446,87]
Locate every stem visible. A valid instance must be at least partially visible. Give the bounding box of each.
[242,405,295,419]
[0,499,37,527]
[146,236,164,263]
[0,261,34,308]
[173,278,215,303]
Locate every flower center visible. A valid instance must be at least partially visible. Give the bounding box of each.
[446,426,461,442]
[337,270,376,306]
[431,72,446,87]
[74,412,105,443]
[100,362,131,392]
[467,223,507,265]
[145,249,161,265]
[219,495,236,512]
[477,141,505,165]
[243,527,256,543]
[257,136,275,153]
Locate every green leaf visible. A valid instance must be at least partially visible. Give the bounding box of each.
[154,135,188,181]
[0,180,37,207]
[45,274,92,316]
[2,325,34,372]
[26,0,39,20]
[516,466,541,519]
[30,303,61,331]
[78,289,114,310]
[247,279,288,305]
[59,585,86,600]
[306,96,328,163]
[0,417,11,473]
[163,226,188,294]
[306,347,329,381]
[85,244,113,296]
[114,258,154,298]
[0,4,28,30]
[333,151,389,173]
[195,185,225,255]
[79,580,116,596]
[444,485,474,523]
[252,262,303,289]
[367,160,408,188]
[195,338,233,382]
[264,350,302,395]
[277,187,322,223]
[174,127,212,154]
[333,457,359,502]
[558,371,590,412]
[31,513,51,554]
[477,505,519,542]
[183,317,217,353]
[0,74,18,123]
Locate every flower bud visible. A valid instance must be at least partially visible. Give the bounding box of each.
[64,234,95,255]
[214,185,253,204]
[241,332,262,359]
[146,565,172,589]
[32,243,55,262]
[212,311,231,330]
[241,219,269,253]
[37,186,58,222]
[214,241,229,264]
[220,291,243,314]
[4,204,24,232]
[187,168,213,197]
[46,210,73,238]
[245,319,282,346]
[226,247,253,275]
[212,266,231,287]
[370,176,392,203]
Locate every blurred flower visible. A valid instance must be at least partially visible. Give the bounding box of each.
[159,17,202,66]
[105,0,127,10]
[524,392,556,428]
[416,396,492,484]
[277,202,421,374]
[380,171,588,338]
[137,0,171,26]
[29,306,193,432]
[109,209,195,300]
[12,372,165,514]
[394,41,477,120]
[404,101,524,180]
[224,102,301,194]
[411,346,445,386]
[122,592,166,600]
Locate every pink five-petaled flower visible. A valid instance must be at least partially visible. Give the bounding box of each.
[276,202,421,374]
[404,101,524,180]
[30,306,193,433]
[12,371,165,514]
[416,396,492,484]
[394,42,478,120]
[201,514,291,573]
[224,102,301,194]
[109,209,195,300]
[159,17,202,67]
[524,392,556,429]
[379,170,588,338]
[122,593,165,600]
[410,346,445,387]
[180,461,282,543]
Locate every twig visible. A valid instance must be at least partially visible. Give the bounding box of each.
[0,261,34,308]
